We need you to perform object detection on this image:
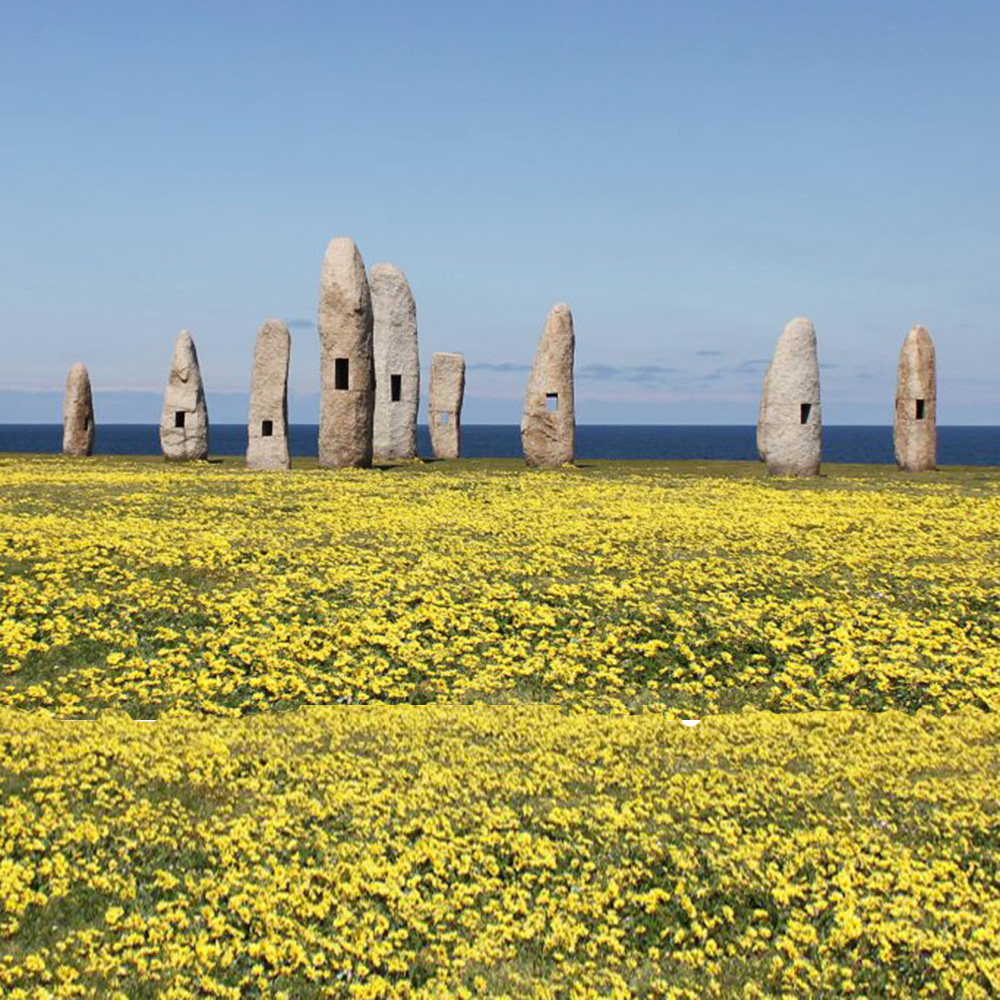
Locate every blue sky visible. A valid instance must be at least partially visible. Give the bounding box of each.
[2,0,998,423]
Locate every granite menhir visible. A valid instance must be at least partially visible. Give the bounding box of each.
[429,353,465,460]
[371,263,419,462]
[62,362,94,456]
[247,319,291,471]
[756,361,772,462]
[318,237,374,468]
[521,303,576,468]
[894,325,936,472]
[160,330,209,460]
[760,317,821,477]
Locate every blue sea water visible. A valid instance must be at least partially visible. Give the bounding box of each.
[1,424,998,464]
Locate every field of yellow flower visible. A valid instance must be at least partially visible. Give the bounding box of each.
[2,455,999,998]
[2,706,999,999]
[1,456,998,716]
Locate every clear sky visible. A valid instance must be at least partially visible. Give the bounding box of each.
[2,0,998,424]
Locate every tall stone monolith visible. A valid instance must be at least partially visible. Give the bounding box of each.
[894,325,936,472]
[371,263,419,462]
[62,362,94,456]
[760,317,821,477]
[160,330,209,460]
[521,303,575,468]
[318,237,374,468]
[247,319,291,471]
[756,361,771,462]
[429,353,465,460]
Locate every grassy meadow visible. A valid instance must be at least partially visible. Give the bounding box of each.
[1,455,999,998]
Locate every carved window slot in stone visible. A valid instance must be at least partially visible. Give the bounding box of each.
[915,399,925,420]
[335,358,349,390]
[546,392,559,412]
[800,403,811,425]
[262,420,273,437]
[175,411,185,429]
[391,374,402,402]
[439,412,449,425]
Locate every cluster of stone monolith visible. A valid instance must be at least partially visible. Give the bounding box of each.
[247,319,291,470]
[429,353,465,459]
[318,238,374,468]
[894,325,936,471]
[160,330,209,460]
[759,317,821,477]
[521,303,575,467]
[371,263,419,462]
[62,363,95,456]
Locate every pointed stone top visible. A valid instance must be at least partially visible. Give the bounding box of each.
[370,261,408,282]
[259,317,291,338]
[780,316,815,340]
[904,324,933,347]
[68,361,89,379]
[320,238,370,315]
[322,237,366,278]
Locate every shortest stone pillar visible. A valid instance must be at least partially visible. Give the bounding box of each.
[63,362,95,456]
[429,353,465,459]
[894,325,936,471]
[247,319,291,470]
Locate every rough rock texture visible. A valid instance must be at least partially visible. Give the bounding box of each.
[371,263,419,462]
[429,353,465,460]
[894,325,936,472]
[247,319,291,471]
[62,362,94,456]
[756,361,771,462]
[160,330,209,460]
[760,317,821,477]
[318,237,374,468]
[521,303,576,468]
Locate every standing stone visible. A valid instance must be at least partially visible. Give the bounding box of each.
[371,263,419,462]
[429,353,465,459]
[247,319,291,471]
[894,325,936,472]
[521,303,575,468]
[760,317,821,477]
[160,330,209,460]
[318,237,374,468]
[62,363,95,456]
[756,361,771,462]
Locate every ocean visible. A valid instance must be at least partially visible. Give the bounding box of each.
[1,424,998,464]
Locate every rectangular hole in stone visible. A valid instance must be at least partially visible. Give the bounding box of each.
[439,412,449,425]
[391,374,402,402]
[546,392,559,412]
[262,420,273,437]
[915,399,925,420]
[84,417,90,430]
[800,403,811,425]
[175,411,185,429]
[335,358,349,390]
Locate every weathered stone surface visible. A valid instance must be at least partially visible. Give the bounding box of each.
[160,330,209,460]
[318,237,374,468]
[247,319,291,471]
[756,361,771,462]
[521,303,575,468]
[371,263,419,462]
[760,317,821,477]
[62,362,94,456]
[429,353,465,460]
[894,325,936,472]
